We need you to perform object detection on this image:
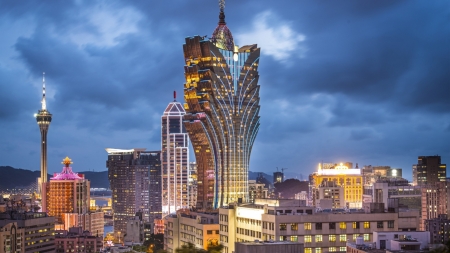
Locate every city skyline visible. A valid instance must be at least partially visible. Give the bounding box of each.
[0,0,449,181]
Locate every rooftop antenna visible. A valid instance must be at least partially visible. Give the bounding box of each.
[42,72,47,110]
[174,90,177,101]
[218,0,226,25]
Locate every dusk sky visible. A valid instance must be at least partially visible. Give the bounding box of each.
[1,0,449,181]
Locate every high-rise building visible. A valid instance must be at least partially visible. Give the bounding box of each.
[162,92,190,217]
[413,155,447,186]
[188,162,198,209]
[183,2,261,210]
[35,73,52,194]
[273,171,284,184]
[42,157,90,224]
[41,157,104,235]
[106,148,162,237]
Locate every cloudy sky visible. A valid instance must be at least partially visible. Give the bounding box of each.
[1,0,449,181]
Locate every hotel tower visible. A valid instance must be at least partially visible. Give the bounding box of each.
[35,73,52,194]
[162,92,190,216]
[183,1,261,209]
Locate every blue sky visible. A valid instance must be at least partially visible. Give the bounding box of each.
[0,0,449,181]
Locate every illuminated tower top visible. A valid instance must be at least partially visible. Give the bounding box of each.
[211,0,234,51]
[42,72,47,110]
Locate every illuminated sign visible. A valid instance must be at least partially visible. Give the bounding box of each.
[236,207,264,220]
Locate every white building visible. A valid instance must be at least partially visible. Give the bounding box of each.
[372,231,430,250]
[162,94,190,217]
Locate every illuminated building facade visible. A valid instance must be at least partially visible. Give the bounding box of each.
[413,155,447,186]
[42,157,90,225]
[273,172,283,184]
[164,210,219,253]
[312,163,363,208]
[218,200,420,253]
[106,148,162,237]
[35,73,52,194]
[183,3,261,209]
[189,162,198,208]
[162,94,190,216]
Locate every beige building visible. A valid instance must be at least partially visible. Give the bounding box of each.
[63,212,104,237]
[218,200,420,253]
[0,212,55,253]
[0,222,25,253]
[249,180,269,203]
[164,210,219,252]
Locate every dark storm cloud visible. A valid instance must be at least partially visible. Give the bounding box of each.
[0,0,448,178]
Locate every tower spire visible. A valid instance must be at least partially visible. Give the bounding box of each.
[42,72,47,110]
[218,0,226,25]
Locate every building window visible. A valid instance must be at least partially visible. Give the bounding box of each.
[280,223,287,231]
[364,234,370,241]
[291,236,298,242]
[363,222,370,229]
[315,248,322,253]
[339,222,346,229]
[304,223,312,230]
[339,235,346,242]
[207,230,212,234]
[329,235,336,242]
[315,223,322,230]
[315,235,323,242]
[353,234,359,240]
[377,221,383,228]
[305,235,312,243]
[291,223,298,231]
[340,247,346,252]
[388,221,394,228]
[329,223,336,229]
[329,247,336,252]
[305,248,312,253]
[352,222,360,229]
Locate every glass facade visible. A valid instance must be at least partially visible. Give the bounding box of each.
[161,100,190,216]
[183,11,261,209]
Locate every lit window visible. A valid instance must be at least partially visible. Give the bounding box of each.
[364,222,370,229]
[339,235,346,242]
[329,235,336,242]
[315,248,322,253]
[340,222,346,229]
[304,223,312,230]
[364,234,370,241]
[291,236,298,242]
[305,235,312,243]
[340,247,346,251]
[279,223,287,231]
[305,248,312,253]
[352,222,360,229]
[291,223,298,231]
[315,235,323,242]
[353,234,359,240]
[329,247,336,252]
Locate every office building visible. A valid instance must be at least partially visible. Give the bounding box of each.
[164,210,219,253]
[218,200,420,253]
[312,163,363,208]
[273,172,284,184]
[106,148,162,238]
[183,2,261,209]
[63,212,104,238]
[370,179,421,212]
[424,214,450,245]
[0,212,55,253]
[413,155,447,186]
[55,227,103,253]
[35,73,52,194]
[162,93,190,217]
[314,180,345,209]
[42,157,90,225]
[421,181,449,231]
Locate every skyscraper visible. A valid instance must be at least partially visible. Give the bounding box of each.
[413,155,447,186]
[35,72,52,193]
[183,1,261,209]
[161,92,190,217]
[106,148,162,237]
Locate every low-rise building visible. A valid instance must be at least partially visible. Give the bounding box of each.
[219,200,420,253]
[164,210,219,253]
[372,231,430,250]
[0,222,25,253]
[0,212,55,253]
[55,227,103,253]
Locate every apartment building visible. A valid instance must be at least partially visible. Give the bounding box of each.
[219,200,420,253]
[164,210,219,252]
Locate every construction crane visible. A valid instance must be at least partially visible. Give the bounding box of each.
[281,168,288,181]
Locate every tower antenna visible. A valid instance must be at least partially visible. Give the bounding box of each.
[42,72,47,110]
[219,0,225,12]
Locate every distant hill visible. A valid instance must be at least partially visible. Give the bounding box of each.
[0,166,110,190]
[249,171,273,184]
